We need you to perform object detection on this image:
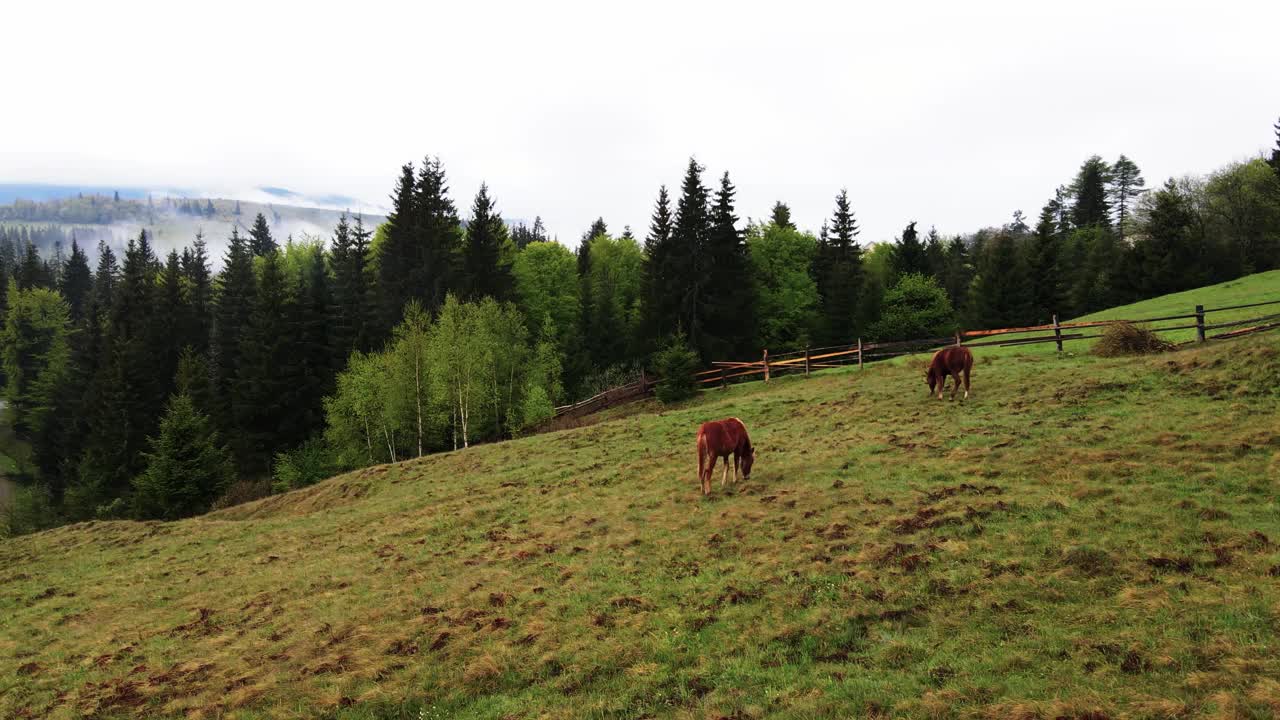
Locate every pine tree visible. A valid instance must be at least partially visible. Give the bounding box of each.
[770,201,794,229]
[248,213,277,256]
[233,199,242,216]
[204,199,216,218]
[941,236,972,316]
[1270,117,1280,179]
[813,189,863,343]
[132,393,235,520]
[212,228,256,431]
[181,232,213,355]
[233,251,291,471]
[157,250,189,400]
[923,226,946,279]
[892,221,929,277]
[175,346,215,419]
[414,156,463,314]
[1110,155,1146,241]
[969,233,1035,328]
[1132,179,1204,296]
[667,159,713,355]
[1031,199,1066,319]
[699,171,756,359]
[376,163,420,330]
[16,242,51,290]
[90,240,119,320]
[59,239,92,322]
[1071,155,1113,229]
[329,213,374,368]
[640,185,674,353]
[459,183,514,300]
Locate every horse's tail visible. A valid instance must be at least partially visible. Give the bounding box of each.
[696,428,707,481]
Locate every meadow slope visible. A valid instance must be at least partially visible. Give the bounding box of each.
[3,334,1280,719]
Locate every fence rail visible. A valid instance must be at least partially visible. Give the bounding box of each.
[697,296,1280,388]
[537,295,1280,430]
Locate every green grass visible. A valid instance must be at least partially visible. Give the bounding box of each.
[2,281,1280,719]
[979,269,1280,359]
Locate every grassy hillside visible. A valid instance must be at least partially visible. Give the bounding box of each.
[3,331,1280,718]
[986,270,1280,359]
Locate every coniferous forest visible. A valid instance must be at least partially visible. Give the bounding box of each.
[3,119,1280,530]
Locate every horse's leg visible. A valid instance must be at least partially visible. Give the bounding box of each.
[721,455,730,488]
[733,453,741,484]
[950,370,961,400]
[963,363,971,400]
[704,455,716,495]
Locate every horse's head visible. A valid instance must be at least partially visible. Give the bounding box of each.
[925,367,937,394]
[742,448,756,479]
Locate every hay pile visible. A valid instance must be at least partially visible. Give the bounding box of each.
[1092,322,1177,357]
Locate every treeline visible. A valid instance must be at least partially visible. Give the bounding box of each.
[0,192,145,225]
[3,119,1279,531]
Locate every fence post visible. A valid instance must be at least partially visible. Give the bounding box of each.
[763,349,770,382]
[804,347,811,377]
[1052,314,1063,352]
[857,338,863,370]
[720,367,727,390]
[639,368,648,395]
[1195,304,1206,342]
[954,330,962,346]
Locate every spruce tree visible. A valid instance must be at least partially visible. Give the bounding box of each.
[892,221,929,278]
[1110,155,1146,241]
[132,393,235,520]
[175,346,215,419]
[770,201,794,229]
[459,183,514,300]
[923,226,946,279]
[577,217,609,277]
[248,212,277,256]
[969,233,1035,328]
[181,232,213,355]
[639,185,674,353]
[1071,155,1113,229]
[329,213,374,369]
[667,159,712,355]
[157,250,189,400]
[60,239,92,322]
[699,171,756,359]
[376,163,420,330]
[1270,117,1280,179]
[233,251,291,471]
[813,189,863,343]
[941,236,972,315]
[1031,199,1066,319]
[212,228,256,431]
[414,156,463,313]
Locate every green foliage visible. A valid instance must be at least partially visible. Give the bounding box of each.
[1071,155,1113,229]
[132,394,235,520]
[272,439,338,493]
[891,221,929,278]
[248,212,277,256]
[869,273,955,341]
[747,221,818,351]
[584,233,644,368]
[652,333,699,404]
[1,483,60,537]
[1,286,70,436]
[512,241,581,359]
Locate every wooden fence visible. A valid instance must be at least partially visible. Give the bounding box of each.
[536,296,1280,429]
[697,296,1280,388]
[550,372,655,421]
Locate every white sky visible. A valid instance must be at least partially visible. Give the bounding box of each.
[3,0,1277,245]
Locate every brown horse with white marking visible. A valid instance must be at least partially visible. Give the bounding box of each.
[926,346,973,400]
[696,417,755,496]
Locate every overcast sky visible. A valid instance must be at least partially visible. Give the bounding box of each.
[3,0,1277,245]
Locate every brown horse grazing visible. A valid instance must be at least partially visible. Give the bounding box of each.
[696,417,756,496]
[926,346,974,400]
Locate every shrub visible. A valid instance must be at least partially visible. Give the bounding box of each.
[653,333,699,404]
[211,479,273,511]
[272,439,339,493]
[869,273,955,342]
[1,483,60,537]
[1093,322,1176,357]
